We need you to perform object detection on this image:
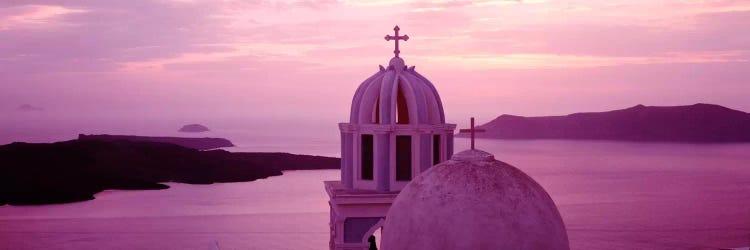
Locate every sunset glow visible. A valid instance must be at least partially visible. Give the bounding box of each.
[1,0,749,123]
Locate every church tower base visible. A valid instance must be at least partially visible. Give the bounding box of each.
[325,181,398,250]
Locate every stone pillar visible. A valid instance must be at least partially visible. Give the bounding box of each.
[375,133,390,192]
[340,132,353,188]
[419,133,431,172]
[447,132,454,159]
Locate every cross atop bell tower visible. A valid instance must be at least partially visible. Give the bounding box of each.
[459,117,486,150]
[384,25,409,57]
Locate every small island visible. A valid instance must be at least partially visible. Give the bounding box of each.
[179,124,210,133]
[0,139,339,205]
[461,103,750,142]
[17,104,44,111]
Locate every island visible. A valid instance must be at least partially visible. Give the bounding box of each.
[179,124,210,133]
[0,139,339,205]
[78,134,234,150]
[461,103,750,142]
[17,104,44,111]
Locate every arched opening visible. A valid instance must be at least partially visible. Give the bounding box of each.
[396,83,410,124]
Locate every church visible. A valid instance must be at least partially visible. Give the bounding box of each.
[324,26,569,250]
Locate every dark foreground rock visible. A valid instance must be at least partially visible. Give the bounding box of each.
[78,134,234,150]
[0,139,339,206]
[462,103,750,142]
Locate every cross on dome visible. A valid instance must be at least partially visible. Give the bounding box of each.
[384,25,409,58]
[459,117,486,150]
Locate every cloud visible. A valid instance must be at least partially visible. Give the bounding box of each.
[0,0,229,75]
[466,10,750,57]
[161,55,321,72]
[417,51,747,70]
[0,4,85,30]
[1,0,750,122]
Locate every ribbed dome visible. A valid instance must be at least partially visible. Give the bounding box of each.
[349,57,445,125]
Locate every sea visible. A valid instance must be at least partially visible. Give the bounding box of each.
[1,125,750,250]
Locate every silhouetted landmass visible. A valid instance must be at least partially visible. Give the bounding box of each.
[463,104,750,142]
[0,139,339,205]
[179,124,210,133]
[78,134,233,150]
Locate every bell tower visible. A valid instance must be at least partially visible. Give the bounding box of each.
[324,26,456,250]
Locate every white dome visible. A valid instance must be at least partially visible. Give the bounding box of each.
[381,149,570,250]
[349,57,446,125]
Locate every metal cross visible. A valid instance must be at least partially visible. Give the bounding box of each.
[384,25,409,58]
[459,117,486,150]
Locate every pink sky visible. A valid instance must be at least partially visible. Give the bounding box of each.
[1,0,749,127]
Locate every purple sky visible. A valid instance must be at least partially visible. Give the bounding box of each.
[1,0,749,128]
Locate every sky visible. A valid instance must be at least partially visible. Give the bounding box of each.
[1,0,749,132]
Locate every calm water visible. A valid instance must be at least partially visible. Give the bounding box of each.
[2,137,750,250]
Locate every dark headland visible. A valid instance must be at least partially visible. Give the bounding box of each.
[0,139,339,206]
[462,103,750,142]
[79,134,234,150]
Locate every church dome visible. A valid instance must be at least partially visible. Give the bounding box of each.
[338,26,455,192]
[349,56,445,125]
[381,149,570,250]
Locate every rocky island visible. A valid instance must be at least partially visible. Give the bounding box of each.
[16,104,44,111]
[0,139,339,205]
[462,103,750,142]
[179,124,210,133]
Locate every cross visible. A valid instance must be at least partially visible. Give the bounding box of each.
[384,25,409,58]
[459,117,485,150]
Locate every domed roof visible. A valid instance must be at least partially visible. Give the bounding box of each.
[349,57,446,125]
[381,149,570,250]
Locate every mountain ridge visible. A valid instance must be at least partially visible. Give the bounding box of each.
[463,104,750,142]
